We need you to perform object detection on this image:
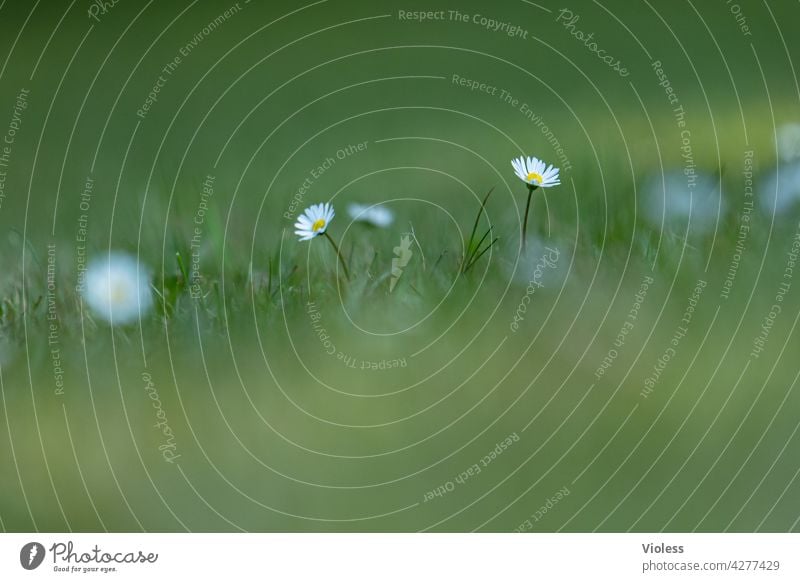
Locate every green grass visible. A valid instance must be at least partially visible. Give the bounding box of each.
[3,108,800,532]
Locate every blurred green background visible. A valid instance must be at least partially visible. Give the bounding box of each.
[0,0,799,532]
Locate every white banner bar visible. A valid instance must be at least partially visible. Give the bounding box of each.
[1,533,797,581]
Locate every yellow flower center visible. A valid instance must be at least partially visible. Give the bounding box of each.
[526,172,543,185]
[110,281,128,304]
[312,218,326,232]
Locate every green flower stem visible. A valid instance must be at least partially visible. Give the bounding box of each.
[323,231,351,281]
[522,184,537,252]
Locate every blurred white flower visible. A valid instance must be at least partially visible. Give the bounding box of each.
[758,161,800,213]
[642,171,724,234]
[511,156,560,189]
[295,202,334,241]
[777,123,800,161]
[84,253,153,324]
[347,203,394,227]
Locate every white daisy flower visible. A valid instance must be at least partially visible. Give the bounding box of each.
[512,156,561,189]
[777,123,800,162]
[84,252,153,324]
[294,202,335,241]
[513,155,561,252]
[642,170,725,234]
[294,202,351,279]
[347,203,394,227]
[758,161,800,213]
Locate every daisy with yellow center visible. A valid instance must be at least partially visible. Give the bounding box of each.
[295,203,334,241]
[294,202,350,280]
[512,156,560,189]
[511,155,561,251]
